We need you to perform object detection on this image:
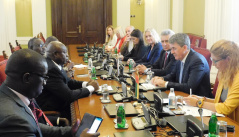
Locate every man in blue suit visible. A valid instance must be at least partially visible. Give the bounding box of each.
[152,33,212,97]
[0,49,99,137]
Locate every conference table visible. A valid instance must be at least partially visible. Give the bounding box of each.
[68,44,239,137]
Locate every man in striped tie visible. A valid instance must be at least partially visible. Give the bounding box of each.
[136,29,177,77]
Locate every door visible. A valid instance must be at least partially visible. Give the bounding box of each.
[51,0,112,45]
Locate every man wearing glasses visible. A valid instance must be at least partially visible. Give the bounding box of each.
[151,33,212,97]
[0,49,99,137]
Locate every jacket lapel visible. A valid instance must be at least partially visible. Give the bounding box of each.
[1,84,42,137]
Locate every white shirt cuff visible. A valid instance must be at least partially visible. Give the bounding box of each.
[82,82,88,88]
[86,86,95,93]
[165,81,168,88]
[144,68,149,74]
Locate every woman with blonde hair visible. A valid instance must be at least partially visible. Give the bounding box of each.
[105,25,117,50]
[130,28,162,66]
[110,26,127,52]
[184,40,239,122]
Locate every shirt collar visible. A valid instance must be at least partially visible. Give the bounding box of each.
[8,87,30,107]
[181,50,190,64]
[52,60,62,70]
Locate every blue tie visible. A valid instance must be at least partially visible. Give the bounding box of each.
[179,62,184,83]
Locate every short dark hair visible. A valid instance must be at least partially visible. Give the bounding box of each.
[28,37,38,49]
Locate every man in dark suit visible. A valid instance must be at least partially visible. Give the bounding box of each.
[152,33,211,97]
[137,29,177,76]
[28,37,46,56]
[36,41,99,121]
[0,49,99,137]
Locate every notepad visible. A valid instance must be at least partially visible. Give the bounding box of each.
[179,106,224,117]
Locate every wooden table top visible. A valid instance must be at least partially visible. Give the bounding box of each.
[68,44,239,137]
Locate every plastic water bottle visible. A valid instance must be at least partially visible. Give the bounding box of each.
[84,53,88,63]
[168,88,176,109]
[117,103,126,128]
[91,66,97,80]
[209,112,218,137]
[88,58,92,69]
[129,59,133,72]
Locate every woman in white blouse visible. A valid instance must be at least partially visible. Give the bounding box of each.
[105,25,117,51]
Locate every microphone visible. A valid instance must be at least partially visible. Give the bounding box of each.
[198,108,204,128]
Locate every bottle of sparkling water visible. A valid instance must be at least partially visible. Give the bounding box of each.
[114,47,118,54]
[84,53,88,63]
[209,112,218,137]
[91,66,97,80]
[168,88,176,109]
[117,103,126,128]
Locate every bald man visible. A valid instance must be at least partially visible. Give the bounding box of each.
[0,49,99,137]
[120,26,135,56]
[28,37,46,55]
[36,41,99,121]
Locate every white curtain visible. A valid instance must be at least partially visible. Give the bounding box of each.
[204,0,239,83]
[205,0,239,49]
[145,0,171,35]
[172,0,184,33]
[0,0,17,56]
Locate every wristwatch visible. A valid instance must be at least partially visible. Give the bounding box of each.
[196,98,205,108]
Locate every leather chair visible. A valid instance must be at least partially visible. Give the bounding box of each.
[199,39,207,49]
[193,47,212,70]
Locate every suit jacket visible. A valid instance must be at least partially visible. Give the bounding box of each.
[163,49,212,97]
[150,50,177,76]
[36,58,90,118]
[0,83,72,137]
[123,43,147,61]
[214,71,239,123]
[136,42,163,66]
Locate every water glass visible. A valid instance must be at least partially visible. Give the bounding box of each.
[217,121,227,137]
[102,84,109,100]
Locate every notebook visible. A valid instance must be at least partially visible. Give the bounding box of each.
[114,130,154,137]
[164,115,208,133]
[104,103,139,118]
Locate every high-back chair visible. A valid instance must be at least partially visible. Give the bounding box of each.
[193,47,212,70]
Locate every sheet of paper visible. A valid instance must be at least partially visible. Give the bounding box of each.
[179,105,224,117]
[97,86,113,92]
[74,64,88,69]
[141,83,157,90]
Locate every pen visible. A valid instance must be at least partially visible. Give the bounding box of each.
[190,88,192,96]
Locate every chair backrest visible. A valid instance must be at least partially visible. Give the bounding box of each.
[37,32,46,43]
[0,59,8,86]
[9,42,15,53]
[187,33,205,48]
[193,47,212,70]
[200,39,207,49]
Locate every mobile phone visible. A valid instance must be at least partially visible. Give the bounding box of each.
[173,110,185,115]
[87,117,103,133]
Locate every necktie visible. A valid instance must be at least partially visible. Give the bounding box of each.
[163,52,168,68]
[179,62,184,83]
[29,100,39,125]
[29,100,53,126]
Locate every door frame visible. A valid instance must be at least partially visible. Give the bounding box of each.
[51,0,112,45]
